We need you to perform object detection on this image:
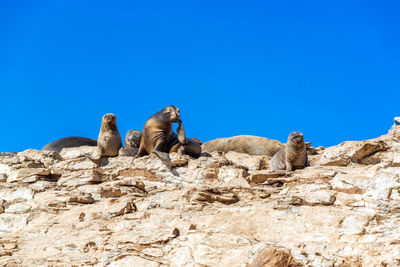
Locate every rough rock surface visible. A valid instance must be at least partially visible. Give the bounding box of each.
[1,125,400,266]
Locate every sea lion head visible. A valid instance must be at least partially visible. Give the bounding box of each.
[162,105,180,123]
[102,113,117,125]
[288,131,304,147]
[125,129,141,148]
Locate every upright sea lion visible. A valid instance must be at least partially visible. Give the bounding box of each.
[42,137,97,153]
[97,113,122,157]
[136,105,202,158]
[269,131,309,171]
[124,129,142,148]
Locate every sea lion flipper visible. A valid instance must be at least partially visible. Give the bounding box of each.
[134,144,148,158]
[177,119,187,145]
[305,154,310,167]
[152,150,171,163]
[285,159,293,171]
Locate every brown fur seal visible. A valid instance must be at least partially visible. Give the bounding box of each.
[270,131,309,171]
[136,105,202,158]
[202,135,283,156]
[42,137,97,153]
[124,129,142,148]
[97,113,122,157]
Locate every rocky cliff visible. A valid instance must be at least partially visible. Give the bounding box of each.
[0,123,400,266]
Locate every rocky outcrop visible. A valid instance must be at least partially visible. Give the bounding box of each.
[0,124,400,266]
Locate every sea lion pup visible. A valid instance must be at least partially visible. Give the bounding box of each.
[42,137,97,153]
[97,113,122,157]
[124,129,141,148]
[135,105,202,158]
[270,131,309,171]
[169,119,202,157]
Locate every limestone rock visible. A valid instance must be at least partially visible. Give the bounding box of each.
[225,151,265,171]
[57,169,104,187]
[7,168,51,183]
[249,170,289,184]
[17,149,63,168]
[0,125,400,265]
[250,247,302,267]
[118,147,138,157]
[106,197,136,217]
[68,192,95,204]
[319,140,388,166]
[59,146,97,159]
[305,190,336,205]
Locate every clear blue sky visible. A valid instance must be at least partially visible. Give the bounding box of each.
[1,1,399,152]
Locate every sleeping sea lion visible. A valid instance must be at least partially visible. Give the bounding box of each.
[42,137,97,153]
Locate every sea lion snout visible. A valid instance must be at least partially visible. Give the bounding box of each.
[164,105,180,122]
[289,131,304,144]
[103,113,116,123]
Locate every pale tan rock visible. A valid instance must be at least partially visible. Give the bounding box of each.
[224,151,263,171]
[305,190,336,205]
[340,213,375,235]
[249,247,302,267]
[17,149,62,168]
[319,140,388,166]
[249,170,289,184]
[54,157,98,171]
[106,197,136,217]
[114,177,146,191]
[218,166,249,186]
[0,188,34,202]
[108,256,160,267]
[57,169,104,187]
[1,126,400,266]
[0,200,5,213]
[330,174,365,194]
[5,203,31,214]
[169,152,189,167]
[68,192,95,204]
[7,168,51,183]
[29,181,55,192]
[59,146,97,159]
[190,189,239,205]
[0,163,11,178]
[100,185,142,198]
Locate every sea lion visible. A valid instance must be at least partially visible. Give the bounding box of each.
[269,131,309,171]
[97,113,122,157]
[124,129,142,148]
[202,135,283,156]
[136,105,202,158]
[42,137,97,153]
